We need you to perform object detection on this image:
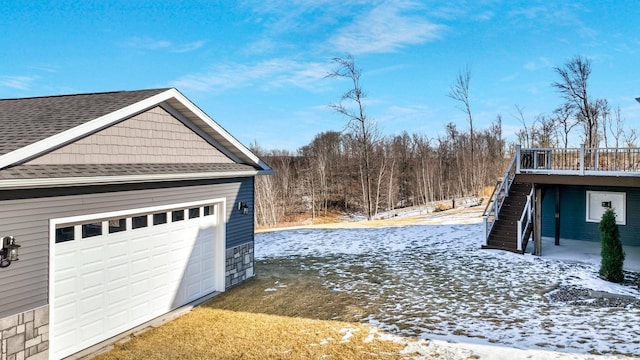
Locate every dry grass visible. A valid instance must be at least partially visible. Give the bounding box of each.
[256,211,344,231]
[93,260,409,360]
[95,309,406,360]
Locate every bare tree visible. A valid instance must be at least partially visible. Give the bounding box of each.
[625,129,638,147]
[327,55,379,220]
[448,66,477,195]
[610,106,625,149]
[552,56,605,149]
[552,103,579,149]
[514,105,534,148]
[535,115,557,148]
[600,99,611,149]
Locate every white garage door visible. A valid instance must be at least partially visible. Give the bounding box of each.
[50,200,226,359]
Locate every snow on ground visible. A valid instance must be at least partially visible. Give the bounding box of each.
[256,209,640,359]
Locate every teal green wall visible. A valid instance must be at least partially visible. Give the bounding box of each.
[541,185,640,246]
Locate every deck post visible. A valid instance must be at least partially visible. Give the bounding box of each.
[534,186,542,256]
[483,216,488,246]
[580,144,585,175]
[516,145,521,173]
[555,185,560,246]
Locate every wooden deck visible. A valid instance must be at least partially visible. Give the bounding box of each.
[483,145,640,254]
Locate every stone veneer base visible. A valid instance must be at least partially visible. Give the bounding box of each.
[225,241,255,287]
[0,305,49,360]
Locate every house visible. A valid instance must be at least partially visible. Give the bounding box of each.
[483,145,640,255]
[0,88,272,359]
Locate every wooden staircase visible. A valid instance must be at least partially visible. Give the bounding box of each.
[482,182,533,254]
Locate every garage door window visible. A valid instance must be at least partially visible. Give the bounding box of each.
[188,207,200,219]
[82,222,102,238]
[153,212,167,225]
[172,210,185,222]
[55,226,75,243]
[109,219,126,233]
[204,205,214,216]
[132,215,148,229]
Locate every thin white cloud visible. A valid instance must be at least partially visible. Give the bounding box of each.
[523,57,552,71]
[0,75,38,90]
[124,37,172,50]
[328,2,445,55]
[171,58,334,93]
[508,3,597,39]
[123,37,205,53]
[173,40,207,53]
[30,64,58,73]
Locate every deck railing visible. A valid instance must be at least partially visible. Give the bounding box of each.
[516,187,534,252]
[483,155,517,246]
[516,145,640,175]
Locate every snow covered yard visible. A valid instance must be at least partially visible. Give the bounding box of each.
[256,213,640,358]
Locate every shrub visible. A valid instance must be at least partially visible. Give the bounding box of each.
[599,208,625,283]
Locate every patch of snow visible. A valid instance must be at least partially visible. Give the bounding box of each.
[339,327,359,342]
[264,288,277,292]
[255,211,640,358]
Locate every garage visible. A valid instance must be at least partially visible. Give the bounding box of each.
[0,88,269,360]
[50,199,226,359]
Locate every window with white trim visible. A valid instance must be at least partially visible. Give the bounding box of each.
[586,191,626,225]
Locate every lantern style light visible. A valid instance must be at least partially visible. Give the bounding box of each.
[0,236,20,268]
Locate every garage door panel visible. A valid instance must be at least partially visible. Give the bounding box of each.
[107,263,129,283]
[55,303,76,324]
[80,269,105,292]
[106,286,129,305]
[79,320,104,345]
[79,246,106,265]
[53,202,222,359]
[107,240,129,259]
[55,277,77,298]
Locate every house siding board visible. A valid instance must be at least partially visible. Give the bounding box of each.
[0,177,255,319]
[225,177,254,249]
[26,106,234,165]
[541,185,640,246]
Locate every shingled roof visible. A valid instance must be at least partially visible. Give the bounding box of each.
[0,88,272,188]
[0,88,170,156]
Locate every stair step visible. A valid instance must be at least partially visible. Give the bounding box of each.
[484,181,532,254]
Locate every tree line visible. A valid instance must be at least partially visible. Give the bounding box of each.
[252,122,506,227]
[252,55,637,227]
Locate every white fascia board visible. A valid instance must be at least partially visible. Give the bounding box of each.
[169,90,273,172]
[0,170,259,190]
[0,90,177,170]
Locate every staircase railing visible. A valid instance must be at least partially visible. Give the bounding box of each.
[483,155,518,245]
[516,187,534,252]
[481,180,501,217]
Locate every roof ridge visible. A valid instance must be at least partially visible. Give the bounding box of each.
[0,88,173,101]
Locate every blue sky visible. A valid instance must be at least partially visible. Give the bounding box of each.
[2,1,640,151]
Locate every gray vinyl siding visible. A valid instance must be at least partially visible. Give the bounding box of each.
[541,185,640,246]
[0,177,255,319]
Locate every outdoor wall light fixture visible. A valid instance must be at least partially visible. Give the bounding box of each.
[237,201,249,215]
[0,236,20,268]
